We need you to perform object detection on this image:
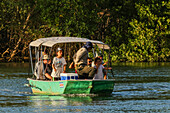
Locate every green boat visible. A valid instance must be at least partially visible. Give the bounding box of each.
[27,78,114,95]
[27,37,114,95]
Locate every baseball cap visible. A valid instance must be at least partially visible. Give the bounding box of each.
[85,42,93,48]
[56,47,62,52]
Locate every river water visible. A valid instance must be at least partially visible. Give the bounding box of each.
[0,62,169,113]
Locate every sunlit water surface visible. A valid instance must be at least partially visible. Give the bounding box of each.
[0,62,169,113]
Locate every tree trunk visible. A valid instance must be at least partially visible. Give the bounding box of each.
[21,42,29,56]
[8,38,22,62]
[8,4,36,62]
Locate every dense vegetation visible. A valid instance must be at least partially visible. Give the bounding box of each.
[0,0,169,62]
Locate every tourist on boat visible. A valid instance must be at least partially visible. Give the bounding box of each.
[34,55,53,80]
[93,57,106,80]
[51,47,67,79]
[98,55,108,66]
[92,55,112,70]
[74,42,96,79]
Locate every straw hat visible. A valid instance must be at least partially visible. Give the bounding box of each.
[43,54,49,60]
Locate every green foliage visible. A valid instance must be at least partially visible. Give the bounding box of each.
[110,1,170,62]
[0,0,169,62]
[36,0,101,38]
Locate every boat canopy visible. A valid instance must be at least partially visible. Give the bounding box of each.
[29,37,110,49]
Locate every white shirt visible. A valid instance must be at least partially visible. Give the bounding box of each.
[93,64,104,79]
[51,57,67,77]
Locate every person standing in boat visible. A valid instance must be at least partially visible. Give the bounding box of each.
[51,48,67,79]
[74,42,96,79]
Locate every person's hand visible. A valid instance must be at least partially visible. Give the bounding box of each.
[63,70,66,73]
[54,68,56,72]
[108,67,112,70]
[104,75,107,80]
[96,64,100,69]
[48,60,51,64]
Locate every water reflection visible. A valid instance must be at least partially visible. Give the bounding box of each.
[28,95,93,112]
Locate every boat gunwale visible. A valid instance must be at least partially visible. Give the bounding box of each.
[27,78,115,82]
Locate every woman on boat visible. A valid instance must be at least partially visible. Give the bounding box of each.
[51,48,67,79]
[74,42,96,79]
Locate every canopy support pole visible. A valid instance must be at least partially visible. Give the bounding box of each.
[29,46,34,74]
[108,48,114,78]
[92,44,97,57]
[102,44,104,55]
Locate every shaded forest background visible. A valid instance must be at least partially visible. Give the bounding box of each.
[0,0,169,62]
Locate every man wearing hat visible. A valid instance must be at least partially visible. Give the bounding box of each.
[34,54,53,80]
[74,42,96,79]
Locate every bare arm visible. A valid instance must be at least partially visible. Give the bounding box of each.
[103,69,107,80]
[69,62,74,69]
[52,64,56,71]
[103,61,108,66]
[45,73,53,80]
[63,65,66,73]
[104,67,112,70]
